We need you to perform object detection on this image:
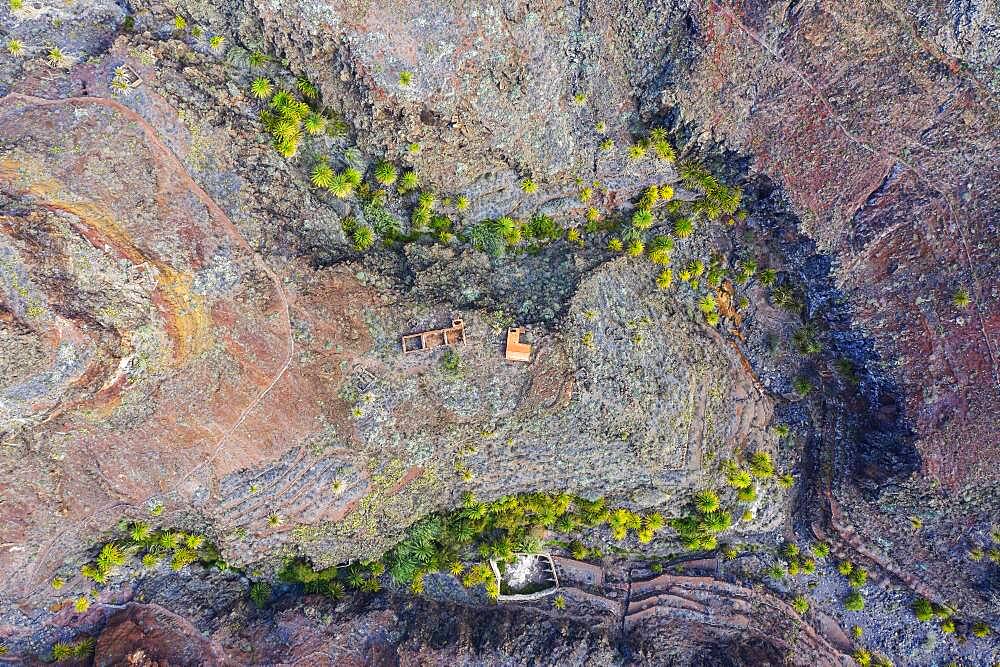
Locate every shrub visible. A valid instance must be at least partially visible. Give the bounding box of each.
[844,591,864,611]
[940,618,955,634]
[968,547,984,562]
[248,50,269,69]
[398,170,419,192]
[631,209,653,230]
[912,597,933,622]
[553,593,567,609]
[811,542,830,559]
[792,596,809,614]
[399,71,413,86]
[781,543,800,560]
[520,178,538,194]
[792,376,813,396]
[303,112,326,135]
[853,648,872,667]
[329,173,355,198]
[697,294,717,314]
[649,129,676,161]
[952,287,970,308]
[972,622,990,638]
[627,143,647,160]
[649,236,673,265]
[173,15,187,30]
[760,268,777,286]
[848,566,867,588]
[673,217,693,238]
[656,269,674,289]
[777,473,794,489]
[7,39,24,56]
[249,581,271,608]
[249,77,274,99]
[608,238,624,252]
[626,238,644,257]
[837,560,854,576]
[374,162,398,186]
[726,468,753,490]
[310,159,335,189]
[209,35,224,49]
[748,451,774,478]
[793,325,823,355]
[573,92,587,105]
[295,76,318,99]
[736,485,757,503]
[456,195,470,211]
[526,213,560,241]
[599,138,614,151]
[693,490,720,514]
[74,596,90,613]
[47,46,67,67]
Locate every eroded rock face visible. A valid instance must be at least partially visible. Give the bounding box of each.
[0,81,774,633]
[2,0,999,663]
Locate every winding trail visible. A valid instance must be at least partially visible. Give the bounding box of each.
[2,92,295,597]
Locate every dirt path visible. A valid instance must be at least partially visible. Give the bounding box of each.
[2,92,295,597]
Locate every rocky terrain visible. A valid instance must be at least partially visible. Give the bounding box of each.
[1,0,998,665]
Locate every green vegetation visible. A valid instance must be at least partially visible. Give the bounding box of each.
[940,618,955,634]
[853,648,871,667]
[793,325,822,355]
[627,143,647,160]
[282,492,663,601]
[374,161,398,186]
[599,138,614,151]
[679,161,742,221]
[249,581,272,608]
[792,376,813,396]
[52,637,94,662]
[248,50,269,69]
[47,46,67,67]
[310,159,335,189]
[694,490,720,514]
[173,15,187,30]
[553,593,566,609]
[913,597,933,622]
[209,35,225,49]
[844,590,865,611]
[972,622,990,638]
[670,492,733,552]
[520,178,538,194]
[673,217,693,238]
[811,542,830,559]
[78,522,222,586]
[791,595,809,614]
[7,38,23,56]
[747,451,774,479]
[648,128,676,161]
[399,70,413,86]
[440,349,462,377]
[951,286,970,308]
[250,77,273,99]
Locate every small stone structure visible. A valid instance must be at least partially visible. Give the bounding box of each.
[504,327,532,362]
[490,552,559,601]
[116,65,143,89]
[401,318,465,354]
